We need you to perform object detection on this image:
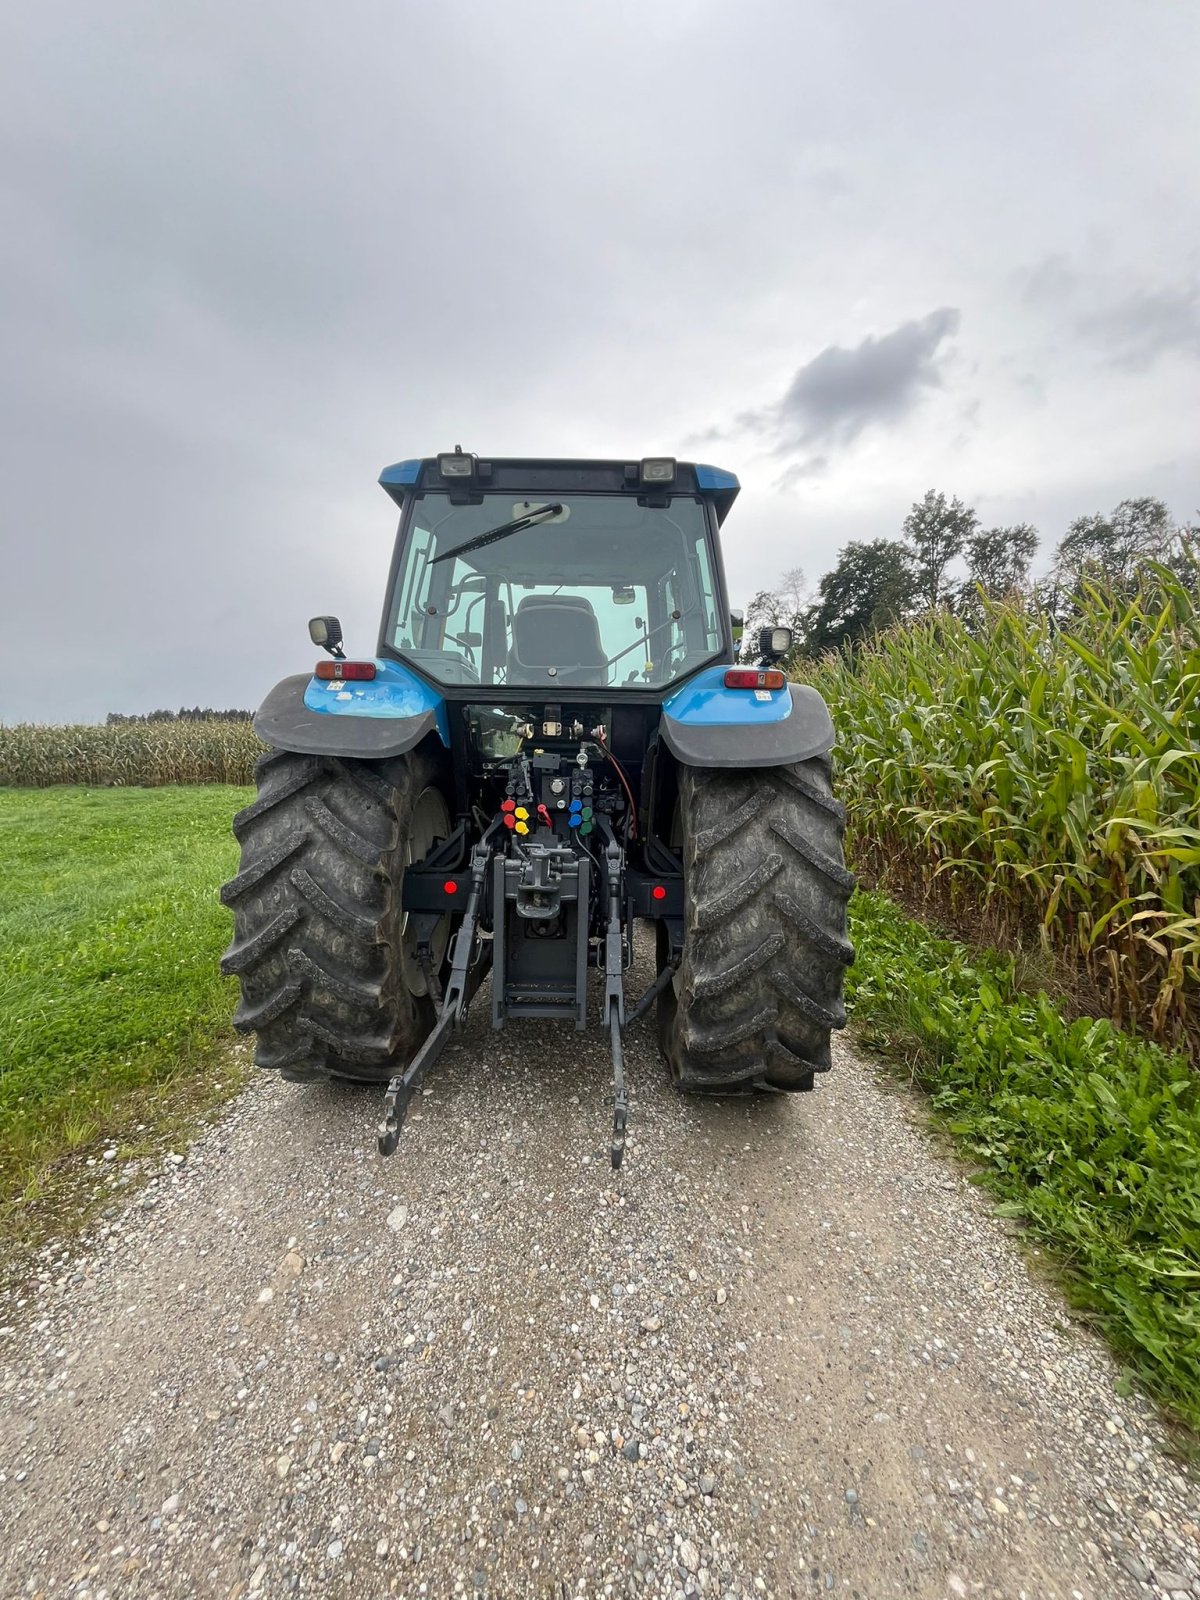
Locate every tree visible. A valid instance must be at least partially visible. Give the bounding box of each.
[964,524,1039,598]
[903,490,979,610]
[1053,497,1177,590]
[105,708,253,724]
[804,539,918,656]
[954,523,1039,623]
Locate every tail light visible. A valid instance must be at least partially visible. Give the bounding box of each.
[315,661,377,681]
[724,668,786,690]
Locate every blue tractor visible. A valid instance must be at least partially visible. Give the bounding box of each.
[220,451,853,1166]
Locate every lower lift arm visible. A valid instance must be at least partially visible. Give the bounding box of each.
[376,831,495,1157]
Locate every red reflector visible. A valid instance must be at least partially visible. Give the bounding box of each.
[651,884,668,901]
[315,660,377,681]
[443,879,458,895]
[723,668,786,690]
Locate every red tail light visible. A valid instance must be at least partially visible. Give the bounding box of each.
[443,880,459,896]
[651,884,667,901]
[724,668,786,690]
[315,661,377,681]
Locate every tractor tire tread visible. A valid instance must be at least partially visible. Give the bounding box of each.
[219,834,305,905]
[691,930,785,998]
[692,852,783,930]
[219,905,302,973]
[304,793,389,865]
[663,754,853,1094]
[220,748,440,1084]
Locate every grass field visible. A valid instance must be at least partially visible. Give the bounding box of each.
[0,786,250,1253]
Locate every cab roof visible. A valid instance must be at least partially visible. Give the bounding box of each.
[378,456,740,524]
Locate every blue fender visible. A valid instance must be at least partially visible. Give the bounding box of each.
[660,665,834,769]
[254,659,449,759]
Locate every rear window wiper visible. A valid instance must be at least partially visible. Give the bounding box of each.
[430,503,564,565]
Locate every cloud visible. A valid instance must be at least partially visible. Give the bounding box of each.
[1017,255,1200,372]
[1078,284,1200,371]
[775,455,831,492]
[742,308,961,465]
[1018,254,1081,307]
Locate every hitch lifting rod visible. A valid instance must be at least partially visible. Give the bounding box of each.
[600,827,629,1171]
[624,959,678,1029]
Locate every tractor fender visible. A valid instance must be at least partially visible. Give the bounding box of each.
[659,667,834,769]
[254,659,450,760]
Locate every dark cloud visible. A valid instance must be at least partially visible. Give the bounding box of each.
[1078,284,1200,370]
[742,309,961,463]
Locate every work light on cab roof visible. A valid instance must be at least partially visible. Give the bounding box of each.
[220,448,854,1173]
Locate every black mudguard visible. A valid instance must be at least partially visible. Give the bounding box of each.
[660,683,835,769]
[254,674,442,760]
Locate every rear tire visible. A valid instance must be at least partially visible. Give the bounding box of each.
[220,747,451,1084]
[661,757,854,1094]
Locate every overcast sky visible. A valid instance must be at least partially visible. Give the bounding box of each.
[3,0,1198,723]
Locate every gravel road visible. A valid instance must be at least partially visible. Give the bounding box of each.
[2,940,1198,1600]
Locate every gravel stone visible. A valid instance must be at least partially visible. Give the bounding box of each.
[0,945,1197,1600]
[1120,1552,1152,1582]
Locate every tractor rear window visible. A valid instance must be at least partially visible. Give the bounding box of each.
[386,493,721,689]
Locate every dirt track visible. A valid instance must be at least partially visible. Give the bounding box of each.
[2,943,1198,1600]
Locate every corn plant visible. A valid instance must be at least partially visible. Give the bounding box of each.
[808,568,1200,1046]
[0,720,265,788]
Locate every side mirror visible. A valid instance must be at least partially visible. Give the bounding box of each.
[309,615,345,659]
[757,625,793,661]
[730,609,744,647]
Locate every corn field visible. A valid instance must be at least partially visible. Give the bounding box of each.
[809,568,1200,1047]
[0,720,264,787]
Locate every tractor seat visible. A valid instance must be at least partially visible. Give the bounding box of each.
[508,595,608,686]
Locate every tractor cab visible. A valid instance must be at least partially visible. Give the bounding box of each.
[378,453,739,694]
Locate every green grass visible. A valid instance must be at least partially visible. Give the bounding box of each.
[0,786,250,1254]
[848,888,1200,1432]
